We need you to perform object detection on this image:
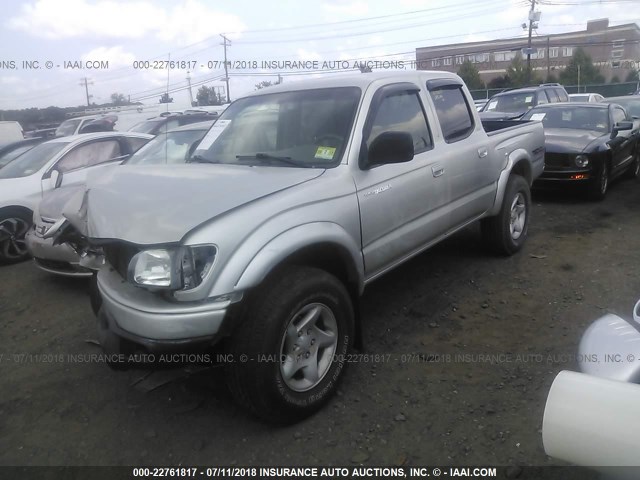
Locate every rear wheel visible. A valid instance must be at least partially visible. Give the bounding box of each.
[0,209,32,265]
[588,162,609,201]
[225,266,354,424]
[481,175,530,256]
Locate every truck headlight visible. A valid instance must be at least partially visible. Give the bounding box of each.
[575,154,589,167]
[128,246,216,291]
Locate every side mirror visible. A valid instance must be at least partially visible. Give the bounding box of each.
[611,120,633,139]
[364,131,414,169]
[49,170,63,189]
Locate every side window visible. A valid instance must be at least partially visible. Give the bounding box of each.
[546,89,559,103]
[127,137,150,154]
[536,90,549,105]
[366,91,432,154]
[612,108,627,124]
[429,86,475,143]
[55,140,121,172]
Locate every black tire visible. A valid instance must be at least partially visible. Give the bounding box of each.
[587,162,609,201]
[625,150,640,180]
[225,266,354,424]
[481,174,531,256]
[0,208,32,265]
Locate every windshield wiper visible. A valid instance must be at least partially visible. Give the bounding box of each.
[189,154,220,164]
[236,153,307,168]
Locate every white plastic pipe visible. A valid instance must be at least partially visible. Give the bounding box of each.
[543,370,640,466]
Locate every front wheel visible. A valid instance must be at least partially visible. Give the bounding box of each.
[225,266,354,424]
[0,209,32,265]
[481,174,531,256]
[588,163,609,201]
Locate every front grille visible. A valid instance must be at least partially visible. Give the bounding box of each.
[103,243,140,279]
[545,152,574,168]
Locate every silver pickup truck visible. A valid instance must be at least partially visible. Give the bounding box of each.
[53,71,544,423]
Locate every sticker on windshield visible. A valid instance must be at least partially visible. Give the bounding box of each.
[525,96,533,103]
[487,101,498,110]
[315,146,336,160]
[195,120,231,151]
[530,113,546,121]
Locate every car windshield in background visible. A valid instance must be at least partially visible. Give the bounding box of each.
[192,87,361,168]
[605,98,640,118]
[54,119,80,137]
[0,144,35,168]
[484,92,536,113]
[0,141,69,178]
[521,106,609,133]
[125,130,207,165]
[128,120,163,134]
[570,95,590,102]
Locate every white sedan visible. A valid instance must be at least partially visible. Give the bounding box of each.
[0,131,152,264]
[568,93,604,103]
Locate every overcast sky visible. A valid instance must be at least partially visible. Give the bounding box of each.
[0,0,637,110]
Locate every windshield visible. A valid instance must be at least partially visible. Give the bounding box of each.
[570,95,589,102]
[483,92,537,113]
[128,120,163,134]
[125,129,207,165]
[0,141,69,178]
[55,119,81,137]
[521,106,609,133]
[192,87,361,168]
[0,144,36,168]
[606,99,640,118]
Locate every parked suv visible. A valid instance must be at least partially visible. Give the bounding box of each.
[480,83,570,120]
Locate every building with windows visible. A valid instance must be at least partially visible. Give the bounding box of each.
[415,19,640,84]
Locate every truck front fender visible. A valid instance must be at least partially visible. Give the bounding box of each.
[232,222,365,295]
[488,149,532,216]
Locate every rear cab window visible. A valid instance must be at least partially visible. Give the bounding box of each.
[428,83,475,143]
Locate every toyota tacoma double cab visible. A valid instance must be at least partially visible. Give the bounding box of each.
[51,71,545,423]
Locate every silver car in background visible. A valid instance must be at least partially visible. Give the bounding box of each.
[26,121,214,276]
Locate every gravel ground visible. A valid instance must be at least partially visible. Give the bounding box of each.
[1,176,639,474]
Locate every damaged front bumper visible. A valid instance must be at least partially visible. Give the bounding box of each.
[97,266,233,350]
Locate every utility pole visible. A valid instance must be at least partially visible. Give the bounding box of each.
[220,34,231,103]
[80,77,93,106]
[546,36,551,81]
[186,71,194,106]
[526,0,536,85]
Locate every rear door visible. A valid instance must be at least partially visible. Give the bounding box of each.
[425,79,499,227]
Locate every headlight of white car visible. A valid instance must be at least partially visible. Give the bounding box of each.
[128,246,216,291]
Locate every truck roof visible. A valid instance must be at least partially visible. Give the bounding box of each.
[242,70,462,98]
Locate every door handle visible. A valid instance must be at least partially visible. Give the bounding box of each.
[478,147,488,158]
[432,165,445,177]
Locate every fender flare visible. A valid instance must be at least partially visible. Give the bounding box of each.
[488,149,532,216]
[230,222,364,294]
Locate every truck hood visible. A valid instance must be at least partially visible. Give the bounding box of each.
[69,164,325,245]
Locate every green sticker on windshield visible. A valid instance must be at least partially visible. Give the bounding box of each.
[315,146,336,160]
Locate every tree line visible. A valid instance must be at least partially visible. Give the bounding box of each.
[456,47,639,90]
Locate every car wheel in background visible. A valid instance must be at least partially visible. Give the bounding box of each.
[225,266,354,424]
[0,209,32,265]
[481,174,531,256]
